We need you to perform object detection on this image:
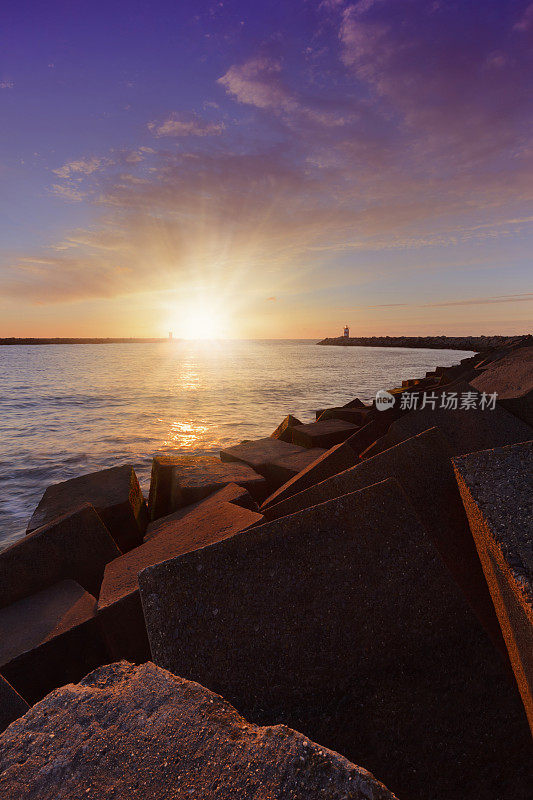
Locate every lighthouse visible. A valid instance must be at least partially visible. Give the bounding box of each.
[343,324,350,338]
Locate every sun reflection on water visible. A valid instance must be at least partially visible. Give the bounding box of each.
[162,419,210,450]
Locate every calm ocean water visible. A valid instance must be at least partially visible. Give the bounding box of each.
[0,340,474,549]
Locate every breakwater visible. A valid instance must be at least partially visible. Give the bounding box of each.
[317,334,531,351]
[0,337,173,345]
[0,335,531,800]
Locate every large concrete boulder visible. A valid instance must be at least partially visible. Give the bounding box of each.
[470,345,533,425]
[149,455,267,520]
[98,502,263,663]
[261,440,359,509]
[144,482,257,541]
[369,385,532,457]
[291,418,359,449]
[0,580,107,703]
[27,466,148,552]
[317,407,372,426]
[0,675,29,734]
[270,413,303,442]
[261,427,504,654]
[0,504,120,605]
[139,479,531,800]
[453,440,533,732]
[0,661,398,800]
[220,438,320,491]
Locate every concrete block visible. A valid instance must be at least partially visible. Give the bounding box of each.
[219,438,315,491]
[0,661,398,800]
[98,502,263,663]
[470,345,533,425]
[270,414,303,442]
[149,455,267,520]
[260,440,359,509]
[0,504,119,606]
[144,482,257,541]
[453,440,533,732]
[0,580,107,703]
[27,466,148,553]
[291,418,358,449]
[262,427,505,656]
[140,479,531,800]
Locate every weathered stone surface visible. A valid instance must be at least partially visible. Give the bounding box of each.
[0,661,398,800]
[0,504,119,606]
[220,438,314,491]
[345,420,382,457]
[98,502,263,663]
[140,479,531,800]
[0,675,29,735]
[470,345,533,425]
[144,482,257,541]
[27,466,148,553]
[261,427,505,655]
[291,418,358,449]
[317,407,372,426]
[370,385,533,457]
[260,447,326,487]
[149,455,267,520]
[0,580,107,703]
[261,440,359,509]
[270,413,302,442]
[453,440,533,732]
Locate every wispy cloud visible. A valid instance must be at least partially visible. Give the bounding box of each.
[53,157,110,178]
[148,113,224,137]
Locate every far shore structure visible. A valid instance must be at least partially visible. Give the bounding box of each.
[0,334,531,800]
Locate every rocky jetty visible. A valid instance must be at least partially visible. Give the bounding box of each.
[0,661,397,800]
[0,334,532,799]
[317,333,532,351]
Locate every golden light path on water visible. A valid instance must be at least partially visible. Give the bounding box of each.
[0,340,476,549]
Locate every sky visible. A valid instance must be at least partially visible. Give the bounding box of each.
[0,0,532,338]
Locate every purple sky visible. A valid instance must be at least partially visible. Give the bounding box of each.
[1,0,532,337]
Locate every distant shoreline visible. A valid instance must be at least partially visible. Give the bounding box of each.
[0,338,175,346]
[316,334,531,352]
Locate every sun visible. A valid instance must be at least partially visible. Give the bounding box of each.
[179,300,227,340]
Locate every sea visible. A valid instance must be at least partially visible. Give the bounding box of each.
[0,340,474,550]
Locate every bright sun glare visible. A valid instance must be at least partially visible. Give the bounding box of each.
[179,301,226,340]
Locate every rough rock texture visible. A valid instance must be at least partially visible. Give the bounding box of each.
[317,407,372,426]
[259,447,327,487]
[144,482,257,541]
[371,386,533,457]
[262,427,505,656]
[345,420,382,457]
[148,455,267,520]
[270,414,303,442]
[260,440,359,509]
[219,438,315,491]
[0,580,107,703]
[26,466,148,552]
[0,675,29,735]
[0,504,120,605]
[140,479,531,800]
[470,345,533,425]
[453,440,533,732]
[291,418,359,449]
[98,502,263,663]
[0,661,398,800]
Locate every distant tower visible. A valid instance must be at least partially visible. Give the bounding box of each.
[343,324,350,338]
[168,331,173,340]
